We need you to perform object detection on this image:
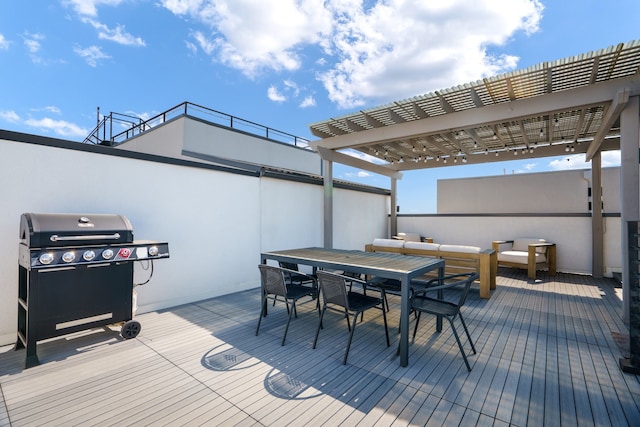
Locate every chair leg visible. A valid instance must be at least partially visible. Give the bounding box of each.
[256,296,267,336]
[380,289,390,312]
[281,300,296,346]
[458,313,476,354]
[448,318,472,371]
[381,302,390,347]
[313,305,327,349]
[316,294,323,329]
[343,312,360,364]
[412,311,422,341]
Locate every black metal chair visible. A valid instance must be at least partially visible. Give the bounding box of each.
[256,264,319,346]
[313,271,390,364]
[410,272,479,371]
[365,276,433,315]
[278,261,317,289]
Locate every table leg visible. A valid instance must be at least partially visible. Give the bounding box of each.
[436,265,444,332]
[399,276,410,367]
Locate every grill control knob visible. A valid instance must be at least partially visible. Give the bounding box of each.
[102,249,114,260]
[83,250,96,261]
[148,246,159,256]
[39,253,54,265]
[62,251,76,263]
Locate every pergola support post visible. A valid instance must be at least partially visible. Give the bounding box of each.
[323,159,333,249]
[592,152,604,278]
[390,178,398,237]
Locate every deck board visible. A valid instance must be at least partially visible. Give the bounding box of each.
[1,270,639,426]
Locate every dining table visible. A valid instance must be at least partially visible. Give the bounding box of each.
[261,247,445,367]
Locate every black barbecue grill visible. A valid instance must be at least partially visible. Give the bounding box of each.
[17,212,169,368]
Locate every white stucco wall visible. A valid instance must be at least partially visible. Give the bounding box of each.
[398,215,621,276]
[116,117,322,175]
[0,135,388,347]
[398,166,624,276]
[437,168,620,214]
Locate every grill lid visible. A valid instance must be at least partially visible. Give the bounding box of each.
[20,213,134,248]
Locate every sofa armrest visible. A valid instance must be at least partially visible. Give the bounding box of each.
[526,242,556,279]
[492,240,513,251]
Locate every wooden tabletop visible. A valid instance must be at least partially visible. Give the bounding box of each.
[261,247,444,280]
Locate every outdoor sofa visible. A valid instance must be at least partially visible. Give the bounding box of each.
[364,239,497,299]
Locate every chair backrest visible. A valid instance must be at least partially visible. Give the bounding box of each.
[429,272,479,310]
[258,264,288,297]
[317,271,349,309]
[278,261,300,271]
[454,272,480,308]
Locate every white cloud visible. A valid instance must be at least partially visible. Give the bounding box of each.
[345,170,373,179]
[31,106,62,114]
[267,86,286,102]
[548,154,591,170]
[318,0,543,108]
[63,0,124,17]
[0,34,9,50]
[283,80,300,97]
[82,18,146,47]
[548,151,621,171]
[161,0,543,109]
[601,150,621,167]
[161,0,332,77]
[23,32,44,54]
[300,96,316,108]
[185,40,198,56]
[21,32,48,64]
[342,148,386,165]
[74,45,111,67]
[0,110,20,122]
[24,117,88,138]
[191,31,216,55]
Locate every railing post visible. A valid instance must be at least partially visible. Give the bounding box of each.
[621,221,640,374]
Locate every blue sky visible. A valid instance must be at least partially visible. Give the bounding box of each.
[1,0,637,212]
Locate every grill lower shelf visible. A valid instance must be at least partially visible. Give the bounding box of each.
[17,263,135,368]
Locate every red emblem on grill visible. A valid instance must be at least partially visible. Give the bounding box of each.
[118,248,132,259]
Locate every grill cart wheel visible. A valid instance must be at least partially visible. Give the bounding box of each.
[121,320,141,339]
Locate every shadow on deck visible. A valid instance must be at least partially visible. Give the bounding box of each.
[1,270,639,426]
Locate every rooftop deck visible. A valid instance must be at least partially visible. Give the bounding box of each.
[1,269,639,426]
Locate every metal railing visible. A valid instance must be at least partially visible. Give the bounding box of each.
[83,102,311,148]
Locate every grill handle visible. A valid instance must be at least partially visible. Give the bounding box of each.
[50,233,121,242]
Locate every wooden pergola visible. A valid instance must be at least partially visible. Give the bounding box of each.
[309,40,640,372]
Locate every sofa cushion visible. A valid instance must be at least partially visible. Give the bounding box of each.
[394,232,422,242]
[404,241,440,251]
[372,238,405,248]
[498,250,547,264]
[439,244,481,254]
[512,238,548,253]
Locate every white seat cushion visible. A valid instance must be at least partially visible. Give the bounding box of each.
[439,244,481,254]
[498,250,547,264]
[512,238,548,253]
[394,232,422,242]
[404,241,440,251]
[372,238,404,248]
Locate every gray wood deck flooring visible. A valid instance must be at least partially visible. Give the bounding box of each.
[1,269,639,426]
